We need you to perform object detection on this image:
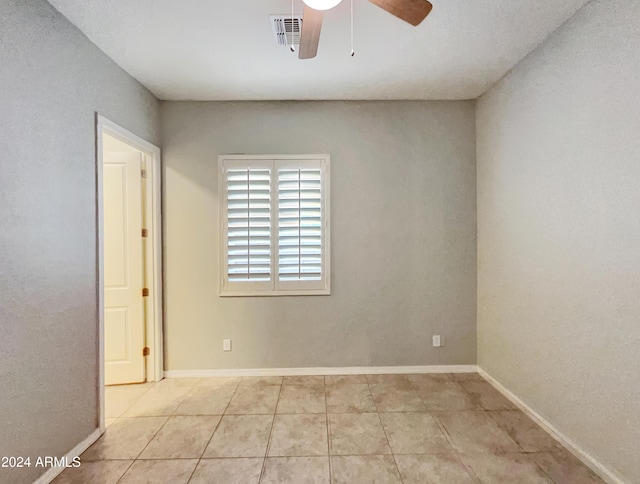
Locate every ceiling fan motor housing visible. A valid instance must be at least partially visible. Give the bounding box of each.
[302,0,343,11]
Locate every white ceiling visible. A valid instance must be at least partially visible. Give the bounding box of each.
[47,0,589,101]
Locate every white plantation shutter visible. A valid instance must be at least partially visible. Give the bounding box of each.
[220,156,330,296]
[277,165,324,289]
[223,162,273,292]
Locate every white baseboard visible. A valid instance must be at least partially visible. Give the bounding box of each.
[477,367,625,484]
[164,365,478,378]
[33,428,102,484]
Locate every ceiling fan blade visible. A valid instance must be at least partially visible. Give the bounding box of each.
[368,0,433,26]
[299,5,324,59]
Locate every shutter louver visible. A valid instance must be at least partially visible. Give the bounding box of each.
[278,168,323,282]
[226,168,271,282]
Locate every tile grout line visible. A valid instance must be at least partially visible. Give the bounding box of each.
[200,378,244,459]
[412,376,460,450]
[532,456,562,484]
[323,376,333,484]
[454,378,524,455]
[364,375,380,414]
[427,402,481,483]
[108,382,156,419]
[185,379,242,483]
[140,379,203,460]
[364,376,405,484]
[112,379,214,483]
[170,378,205,417]
[421,379,483,484]
[402,374,481,484]
[258,380,283,482]
[375,411,405,484]
[113,460,137,484]
[421,376,523,484]
[86,384,147,484]
[112,381,172,484]
[212,378,243,419]
[453,451,483,484]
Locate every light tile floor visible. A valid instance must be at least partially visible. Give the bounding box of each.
[54,373,604,483]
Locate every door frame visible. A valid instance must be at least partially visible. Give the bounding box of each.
[96,114,163,431]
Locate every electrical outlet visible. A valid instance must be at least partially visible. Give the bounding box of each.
[223,339,232,352]
[432,335,442,347]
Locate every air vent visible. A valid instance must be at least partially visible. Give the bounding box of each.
[271,15,303,47]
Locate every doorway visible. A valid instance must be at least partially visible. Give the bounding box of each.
[97,115,163,431]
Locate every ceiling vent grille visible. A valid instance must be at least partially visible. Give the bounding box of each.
[271,15,303,47]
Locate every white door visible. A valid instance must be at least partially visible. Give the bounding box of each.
[104,151,146,385]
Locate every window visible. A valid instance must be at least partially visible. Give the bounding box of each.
[219,155,330,296]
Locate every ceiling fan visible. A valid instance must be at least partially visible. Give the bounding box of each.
[298,0,433,59]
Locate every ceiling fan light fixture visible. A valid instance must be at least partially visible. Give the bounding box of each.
[302,0,343,11]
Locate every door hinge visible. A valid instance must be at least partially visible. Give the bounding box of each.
[141,169,147,178]
[141,228,148,238]
[142,288,149,297]
[143,347,150,357]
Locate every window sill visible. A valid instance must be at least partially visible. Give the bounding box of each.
[219,289,331,297]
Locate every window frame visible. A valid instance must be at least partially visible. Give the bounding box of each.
[219,154,331,297]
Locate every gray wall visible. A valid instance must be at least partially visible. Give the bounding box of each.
[0,1,160,482]
[161,101,476,371]
[476,0,640,481]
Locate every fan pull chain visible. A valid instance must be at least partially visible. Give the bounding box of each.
[350,0,355,56]
[290,0,296,52]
